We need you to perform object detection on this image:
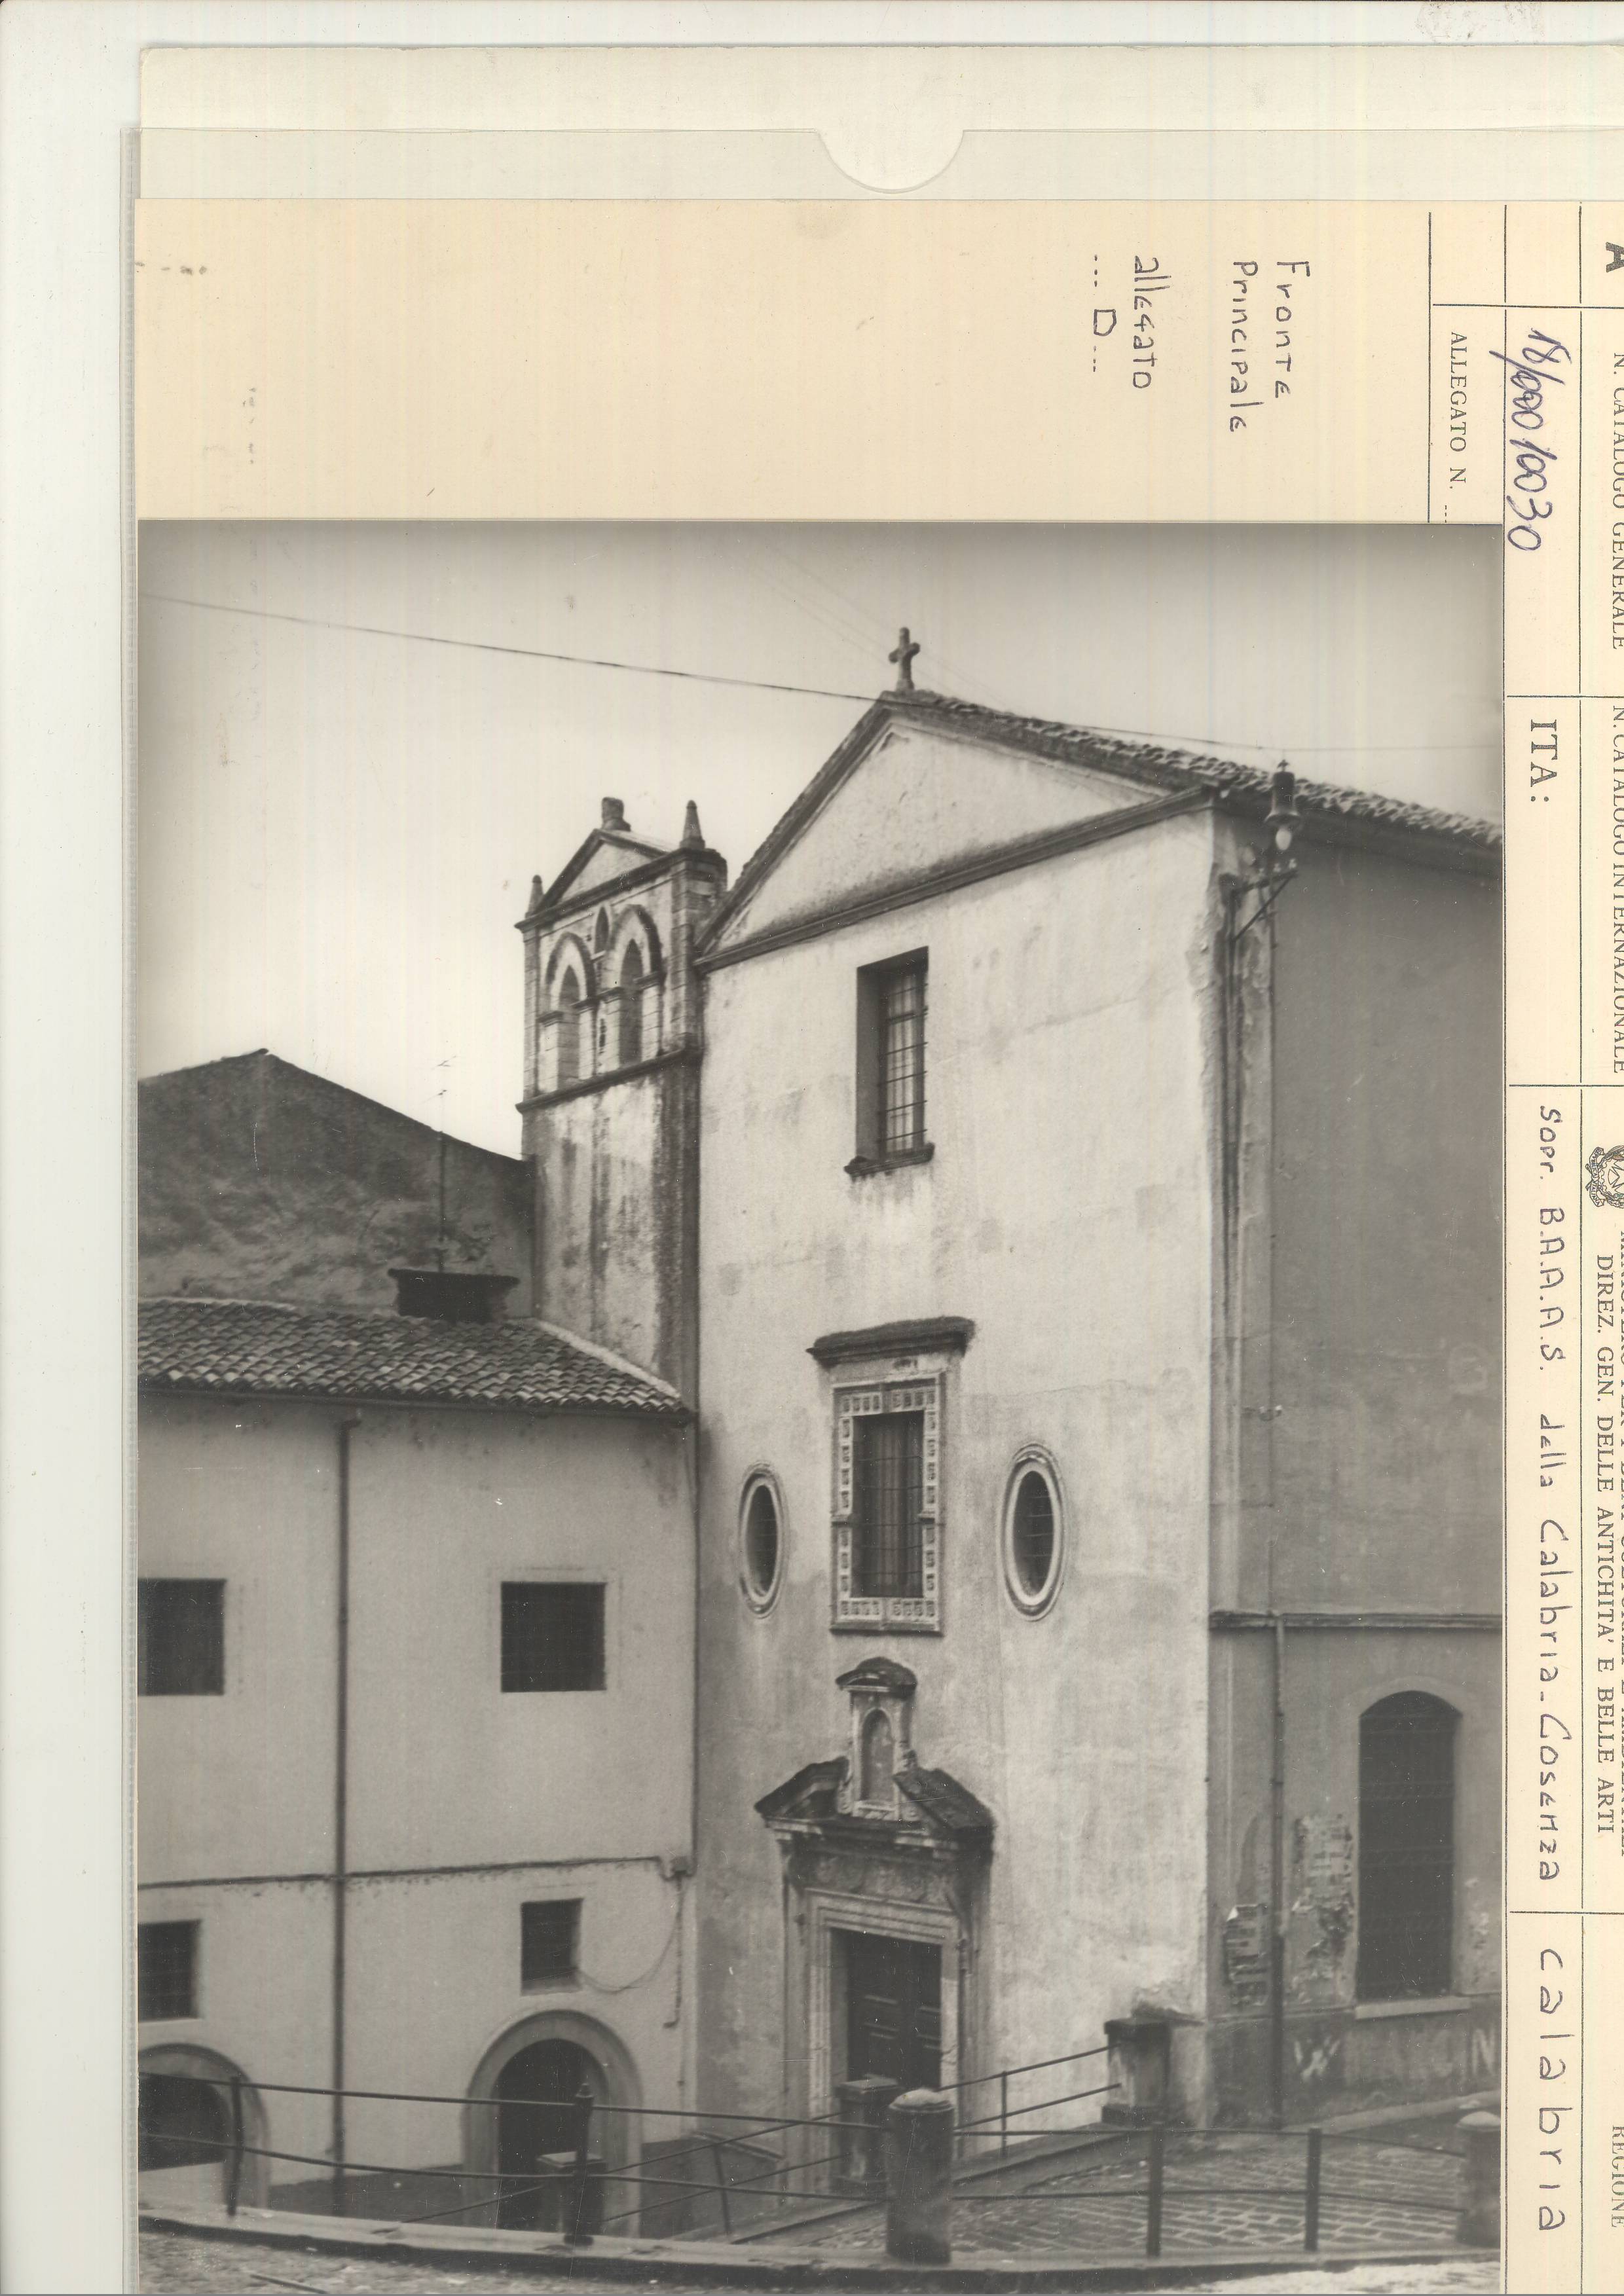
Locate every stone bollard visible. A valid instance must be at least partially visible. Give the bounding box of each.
[530,2150,606,2237]
[885,2089,955,2266]
[1456,2111,1501,2248]
[1102,2016,1172,2126]
[834,2074,902,2195]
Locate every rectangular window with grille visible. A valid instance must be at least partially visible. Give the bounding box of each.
[853,1412,925,1599]
[853,954,931,1172]
[501,1582,606,1692]
[139,1920,199,2022]
[879,962,927,1155]
[521,1898,581,1987]
[138,1580,225,1697]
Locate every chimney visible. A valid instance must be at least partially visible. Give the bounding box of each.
[601,797,629,833]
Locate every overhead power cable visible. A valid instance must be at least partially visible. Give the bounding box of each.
[139,591,1493,754]
[138,592,874,704]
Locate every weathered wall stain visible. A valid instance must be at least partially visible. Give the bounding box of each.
[141,1049,532,1312]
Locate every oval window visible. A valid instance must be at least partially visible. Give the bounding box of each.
[741,1476,784,1611]
[1003,1456,1064,1615]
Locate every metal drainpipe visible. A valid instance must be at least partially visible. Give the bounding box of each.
[1268,1607,1287,2131]
[332,1411,361,2214]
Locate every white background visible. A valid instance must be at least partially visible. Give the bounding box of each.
[1,7,1615,2291]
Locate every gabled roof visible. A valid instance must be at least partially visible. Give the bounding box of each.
[701,686,1501,955]
[139,1050,534,1322]
[139,1296,688,1419]
[529,826,672,918]
[754,1751,995,1843]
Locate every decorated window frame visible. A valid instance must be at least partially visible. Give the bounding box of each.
[832,1372,944,1633]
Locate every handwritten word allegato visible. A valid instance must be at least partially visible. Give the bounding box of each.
[1227,259,1309,431]
[1492,327,1572,552]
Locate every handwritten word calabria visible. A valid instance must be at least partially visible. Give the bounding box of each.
[1491,328,1572,551]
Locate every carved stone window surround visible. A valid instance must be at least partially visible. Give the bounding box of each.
[830,1362,947,1635]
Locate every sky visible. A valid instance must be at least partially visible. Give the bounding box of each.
[138,522,1501,1154]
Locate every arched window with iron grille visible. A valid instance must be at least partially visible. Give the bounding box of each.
[1356,1691,1458,2001]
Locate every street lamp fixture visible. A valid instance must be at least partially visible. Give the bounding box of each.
[1229,762,1302,943]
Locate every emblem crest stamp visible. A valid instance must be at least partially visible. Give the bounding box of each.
[1587,1144,1624,1209]
[1589,1143,1624,1212]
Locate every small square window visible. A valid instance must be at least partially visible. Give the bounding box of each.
[521,1899,581,1988]
[501,1583,606,1692]
[138,1580,225,1696]
[139,1921,199,2022]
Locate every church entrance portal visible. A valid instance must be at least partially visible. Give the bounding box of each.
[844,1931,942,2092]
[492,2039,597,2227]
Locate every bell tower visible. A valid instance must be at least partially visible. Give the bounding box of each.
[517,796,726,1400]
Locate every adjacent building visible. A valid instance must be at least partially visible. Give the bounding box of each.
[137,1053,695,2219]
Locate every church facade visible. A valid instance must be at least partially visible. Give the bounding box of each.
[139,656,1502,2218]
[522,668,1501,2138]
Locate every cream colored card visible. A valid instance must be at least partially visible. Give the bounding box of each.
[125,36,1624,2296]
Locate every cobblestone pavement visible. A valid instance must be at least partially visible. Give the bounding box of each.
[1156,2266,1497,2295]
[782,2130,1462,2261]
[141,2227,1496,2296]
[140,2230,716,2293]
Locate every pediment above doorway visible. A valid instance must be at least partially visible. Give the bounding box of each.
[754,1663,994,1860]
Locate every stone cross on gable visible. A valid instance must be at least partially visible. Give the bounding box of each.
[889,627,921,693]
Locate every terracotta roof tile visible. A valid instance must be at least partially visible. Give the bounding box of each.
[139,1296,686,1419]
[891,690,1500,851]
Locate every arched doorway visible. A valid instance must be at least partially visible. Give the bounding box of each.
[492,2039,598,2227]
[138,2045,268,2209]
[466,2011,641,2230]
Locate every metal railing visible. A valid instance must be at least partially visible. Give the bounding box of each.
[949,2121,1468,2259]
[946,2043,1116,2158]
[140,2069,881,2243]
[139,2064,1480,2262]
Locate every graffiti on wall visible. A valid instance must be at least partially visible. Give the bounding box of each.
[1291,2027,1346,2089]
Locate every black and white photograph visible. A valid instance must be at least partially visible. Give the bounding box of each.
[133,520,1502,2293]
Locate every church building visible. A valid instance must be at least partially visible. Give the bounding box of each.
[523,642,1500,2139]
[139,639,1501,2223]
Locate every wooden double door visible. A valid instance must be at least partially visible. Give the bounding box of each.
[844,1930,942,2094]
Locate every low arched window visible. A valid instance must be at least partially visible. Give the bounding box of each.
[619,945,645,1066]
[556,970,583,1089]
[1001,1452,1065,1615]
[739,1473,784,1612]
[1357,1692,1458,2001]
